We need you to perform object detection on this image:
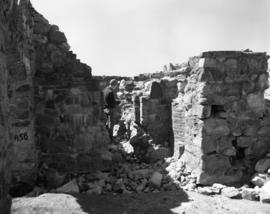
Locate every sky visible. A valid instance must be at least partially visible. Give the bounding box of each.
[31,0,270,77]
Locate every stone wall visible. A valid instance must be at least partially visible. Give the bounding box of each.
[8,0,37,188]
[172,51,270,185]
[0,0,37,208]
[31,7,110,183]
[137,78,178,148]
[0,0,110,195]
[0,0,13,208]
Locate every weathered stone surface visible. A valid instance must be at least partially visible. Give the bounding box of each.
[247,93,265,114]
[237,137,256,147]
[12,193,85,213]
[251,173,269,187]
[87,185,102,195]
[221,187,241,198]
[49,29,67,44]
[170,51,270,186]
[260,181,270,203]
[150,172,163,187]
[202,154,231,174]
[255,159,270,173]
[241,188,258,201]
[56,180,79,193]
[203,119,230,136]
[145,146,170,163]
[197,186,214,195]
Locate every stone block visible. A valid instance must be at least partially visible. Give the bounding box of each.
[200,57,219,70]
[246,56,268,73]
[202,154,231,175]
[237,137,256,147]
[260,181,270,203]
[198,170,243,185]
[150,172,163,187]
[203,119,230,136]
[257,73,269,90]
[258,126,270,136]
[215,136,234,154]
[49,30,67,44]
[200,135,216,154]
[56,179,79,193]
[255,158,270,173]
[33,34,48,44]
[261,117,270,126]
[189,104,211,119]
[221,187,241,198]
[241,188,258,201]
[33,13,51,34]
[247,92,265,114]
[224,59,238,72]
[252,137,270,158]
[251,173,269,187]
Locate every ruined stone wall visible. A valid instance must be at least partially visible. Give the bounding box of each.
[30,8,110,182]
[173,51,270,185]
[0,0,37,191]
[0,1,111,194]
[0,0,12,207]
[0,0,37,207]
[8,0,37,187]
[137,78,178,147]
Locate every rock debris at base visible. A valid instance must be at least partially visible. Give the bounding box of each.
[27,150,270,203]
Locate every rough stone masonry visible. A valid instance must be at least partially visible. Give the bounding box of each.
[172,51,270,185]
[1,1,270,213]
[0,0,110,208]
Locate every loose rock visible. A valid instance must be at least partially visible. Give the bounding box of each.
[56,180,79,193]
[251,173,269,187]
[255,158,270,173]
[241,188,258,201]
[150,172,163,187]
[221,187,241,198]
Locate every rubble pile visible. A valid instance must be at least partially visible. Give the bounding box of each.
[28,158,184,196]
[26,149,270,203]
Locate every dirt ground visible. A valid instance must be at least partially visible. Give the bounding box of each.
[12,190,270,214]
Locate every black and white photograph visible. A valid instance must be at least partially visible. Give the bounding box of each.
[0,0,270,213]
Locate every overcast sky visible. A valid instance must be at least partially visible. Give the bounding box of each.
[31,0,270,76]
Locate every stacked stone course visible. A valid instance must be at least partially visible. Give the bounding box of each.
[0,0,110,198]
[30,7,110,179]
[133,78,178,148]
